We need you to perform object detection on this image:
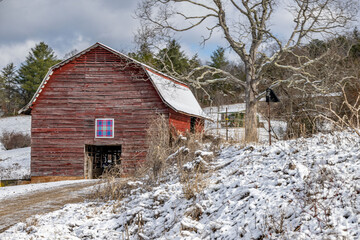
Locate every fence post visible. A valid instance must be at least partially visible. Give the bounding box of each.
[226,107,228,141]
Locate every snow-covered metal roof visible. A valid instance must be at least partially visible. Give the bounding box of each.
[19,42,208,119]
[145,69,207,118]
[203,103,246,114]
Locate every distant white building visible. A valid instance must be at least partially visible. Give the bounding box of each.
[203,103,287,143]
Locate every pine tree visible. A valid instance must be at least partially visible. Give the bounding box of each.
[209,47,228,70]
[0,63,20,115]
[156,39,200,76]
[17,42,60,104]
[350,27,360,59]
[204,47,243,106]
[128,43,157,67]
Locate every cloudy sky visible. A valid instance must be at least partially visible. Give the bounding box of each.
[0,0,144,69]
[0,0,228,70]
[0,0,359,70]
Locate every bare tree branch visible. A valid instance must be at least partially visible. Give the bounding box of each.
[136,0,358,142]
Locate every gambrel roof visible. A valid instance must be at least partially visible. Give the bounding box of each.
[19,42,207,119]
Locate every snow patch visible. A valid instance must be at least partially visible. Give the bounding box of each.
[1,131,360,239]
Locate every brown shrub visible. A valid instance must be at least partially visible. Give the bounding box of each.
[91,114,214,201]
[90,178,140,202]
[144,114,172,181]
[0,131,31,150]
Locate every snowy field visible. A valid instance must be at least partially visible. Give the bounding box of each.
[205,121,287,144]
[1,130,359,239]
[0,147,30,181]
[0,116,31,181]
[0,115,31,136]
[203,103,287,143]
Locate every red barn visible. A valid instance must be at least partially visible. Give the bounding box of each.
[19,43,207,182]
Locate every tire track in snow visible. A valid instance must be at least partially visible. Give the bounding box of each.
[0,181,96,233]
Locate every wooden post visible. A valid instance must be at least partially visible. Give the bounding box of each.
[225,107,228,141]
[216,106,220,136]
[268,101,271,146]
[85,148,93,179]
[88,156,93,179]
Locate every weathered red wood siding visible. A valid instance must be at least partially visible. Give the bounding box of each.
[31,46,170,177]
[169,109,191,133]
[169,109,204,133]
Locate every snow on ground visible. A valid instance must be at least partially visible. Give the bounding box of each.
[0,180,96,201]
[0,147,30,180]
[0,116,31,180]
[1,131,360,239]
[203,103,287,143]
[205,123,287,144]
[0,115,31,136]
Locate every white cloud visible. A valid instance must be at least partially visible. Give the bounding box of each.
[0,40,38,69]
[0,0,358,70]
[0,0,140,68]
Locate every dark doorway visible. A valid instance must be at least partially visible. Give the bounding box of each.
[85,145,122,179]
[190,117,196,133]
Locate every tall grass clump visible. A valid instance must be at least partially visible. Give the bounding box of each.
[144,114,172,181]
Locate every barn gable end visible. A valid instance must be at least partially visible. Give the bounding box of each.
[23,43,206,182]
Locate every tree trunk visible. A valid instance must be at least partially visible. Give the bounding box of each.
[244,71,258,143]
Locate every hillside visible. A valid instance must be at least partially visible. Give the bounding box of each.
[1,130,359,239]
[0,116,31,136]
[0,116,31,181]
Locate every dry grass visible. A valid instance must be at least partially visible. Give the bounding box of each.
[144,114,171,181]
[136,115,209,183]
[139,115,216,199]
[91,114,216,201]
[0,131,30,150]
[24,217,39,234]
[181,169,207,200]
[90,177,140,202]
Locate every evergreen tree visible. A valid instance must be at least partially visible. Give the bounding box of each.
[0,63,20,115]
[130,39,200,78]
[350,27,360,59]
[202,47,241,106]
[307,39,327,58]
[17,42,60,104]
[128,43,157,67]
[209,46,229,69]
[156,39,200,76]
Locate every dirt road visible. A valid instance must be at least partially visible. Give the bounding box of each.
[0,181,97,233]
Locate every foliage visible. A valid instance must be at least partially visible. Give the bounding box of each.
[209,46,228,69]
[130,39,200,79]
[0,63,21,115]
[350,27,360,59]
[198,46,244,106]
[128,43,158,67]
[17,42,60,104]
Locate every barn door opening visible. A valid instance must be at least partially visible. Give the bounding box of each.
[190,117,196,133]
[85,145,122,179]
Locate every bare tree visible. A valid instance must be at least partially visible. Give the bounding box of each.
[264,37,359,138]
[136,0,357,142]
